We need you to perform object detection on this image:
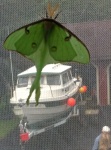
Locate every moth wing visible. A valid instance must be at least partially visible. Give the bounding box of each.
[48,21,89,63]
[70,34,90,64]
[4,22,45,56]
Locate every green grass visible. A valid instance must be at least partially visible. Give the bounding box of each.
[0,118,19,139]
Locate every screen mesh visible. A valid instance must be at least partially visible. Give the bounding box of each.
[1,0,111,150]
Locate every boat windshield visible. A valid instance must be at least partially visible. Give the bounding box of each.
[30,76,44,85]
[17,76,28,87]
[68,70,72,80]
[62,70,72,85]
[47,74,61,85]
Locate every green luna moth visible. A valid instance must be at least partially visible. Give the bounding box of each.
[4,3,90,105]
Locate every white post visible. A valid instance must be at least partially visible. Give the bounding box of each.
[7,27,15,96]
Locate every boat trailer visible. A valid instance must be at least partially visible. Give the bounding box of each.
[19,106,79,149]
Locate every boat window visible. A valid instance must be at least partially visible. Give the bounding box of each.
[62,72,69,84]
[68,70,72,80]
[47,74,61,85]
[30,76,35,84]
[30,76,36,85]
[30,76,45,85]
[17,77,28,87]
[40,76,44,84]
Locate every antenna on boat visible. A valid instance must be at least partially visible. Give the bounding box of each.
[7,27,15,97]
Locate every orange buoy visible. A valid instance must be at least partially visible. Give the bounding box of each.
[82,86,87,92]
[79,86,87,93]
[20,133,29,142]
[67,98,76,107]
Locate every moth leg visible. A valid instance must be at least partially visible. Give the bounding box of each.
[54,11,62,20]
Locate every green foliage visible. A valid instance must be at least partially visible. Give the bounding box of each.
[0,118,19,139]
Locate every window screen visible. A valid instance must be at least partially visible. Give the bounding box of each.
[1,0,111,150]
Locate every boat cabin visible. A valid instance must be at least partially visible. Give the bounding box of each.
[10,63,80,104]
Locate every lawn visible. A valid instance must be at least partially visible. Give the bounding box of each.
[0,118,19,139]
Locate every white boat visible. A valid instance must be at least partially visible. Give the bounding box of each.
[11,63,82,129]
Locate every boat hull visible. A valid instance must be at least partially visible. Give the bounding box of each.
[13,95,79,129]
[23,104,73,128]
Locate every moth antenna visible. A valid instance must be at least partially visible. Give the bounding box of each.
[46,3,59,19]
[47,2,52,18]
[53,4,59,14]
[50,4,59,19]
